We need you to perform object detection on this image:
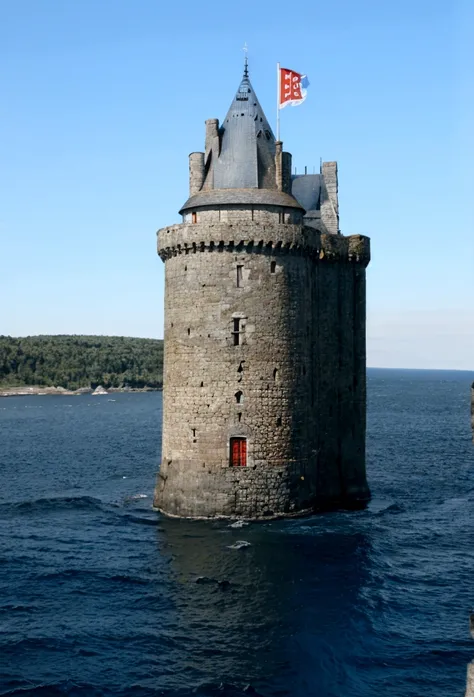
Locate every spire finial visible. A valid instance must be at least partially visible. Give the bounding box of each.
[243,42,249,78]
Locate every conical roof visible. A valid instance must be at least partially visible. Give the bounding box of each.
[212,62,277,190]
[179,62,305,214]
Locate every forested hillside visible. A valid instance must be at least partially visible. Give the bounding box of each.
[0,336,163,390]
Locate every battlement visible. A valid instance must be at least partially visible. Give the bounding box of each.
[157,222,370,265]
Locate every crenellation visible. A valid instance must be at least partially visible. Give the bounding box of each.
[157,222,370,266]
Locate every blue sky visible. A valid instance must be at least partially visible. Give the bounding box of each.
[1,0,473,368]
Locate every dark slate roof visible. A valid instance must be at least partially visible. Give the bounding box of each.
[212,66,277,190]
[291,174,321,213]
[180,188,305,214]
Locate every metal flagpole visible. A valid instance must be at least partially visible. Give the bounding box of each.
[276,62,281,141]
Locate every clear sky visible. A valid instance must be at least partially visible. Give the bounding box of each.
[1,0,473,369]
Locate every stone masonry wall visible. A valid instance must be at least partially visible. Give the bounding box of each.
[183,205,303,225]
[189,152,205,195]
[320,161,339,235]
[154,218,370,518]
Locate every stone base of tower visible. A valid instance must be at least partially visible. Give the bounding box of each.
[153,458,370,521]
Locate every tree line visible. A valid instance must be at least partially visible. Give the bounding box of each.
[0,335,163,390]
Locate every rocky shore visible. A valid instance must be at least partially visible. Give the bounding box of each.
[0,385,161,397]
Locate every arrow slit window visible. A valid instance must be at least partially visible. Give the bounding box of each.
[236,265,243,287]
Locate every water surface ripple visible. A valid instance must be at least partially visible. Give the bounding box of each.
[1,369,473,696]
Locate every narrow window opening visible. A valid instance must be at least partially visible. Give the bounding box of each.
[237,362,244,373]
[235,390,243,404]
[191,211,197,224]
[237,412,242,422]
[233,317,241,345]
[273,367,278,381]
[276,417,282,427]
[171,322,174,328]
[236,265,243,287]
[184,265,187,271]
[230,437,247,466]
[270,261,276,273]
[192,428,196,437]
[187,328,190,336]
[200,381,204,387]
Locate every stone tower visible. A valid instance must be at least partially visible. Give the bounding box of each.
[154,63,371,519]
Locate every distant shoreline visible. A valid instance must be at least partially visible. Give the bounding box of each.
[0,386,162,398]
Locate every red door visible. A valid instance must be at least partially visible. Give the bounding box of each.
[230,438,247,466]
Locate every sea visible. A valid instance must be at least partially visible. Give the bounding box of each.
[1,368,473,697]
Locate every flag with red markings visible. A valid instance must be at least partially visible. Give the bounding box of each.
[279,67,309,108]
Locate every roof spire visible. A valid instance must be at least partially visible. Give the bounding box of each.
[243,42,249,79]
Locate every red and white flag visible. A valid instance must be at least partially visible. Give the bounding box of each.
[279,67,309,108]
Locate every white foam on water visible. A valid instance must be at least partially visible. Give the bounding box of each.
[228,540,251,550]
[229,520,249,528]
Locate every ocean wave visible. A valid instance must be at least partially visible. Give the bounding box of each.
[0,603,39,613]
[0,637,72,655]
[36,568,152,586]
[229,520,249,529]
[228,540,251,550]
[120,513,159,526]
[185,683,264,697]
[374,502,406,516]
[0,682,265,697]
[0,681,107,697]
[0,496,106,514]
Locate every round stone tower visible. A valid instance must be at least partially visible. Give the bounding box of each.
[154,63,371,519]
